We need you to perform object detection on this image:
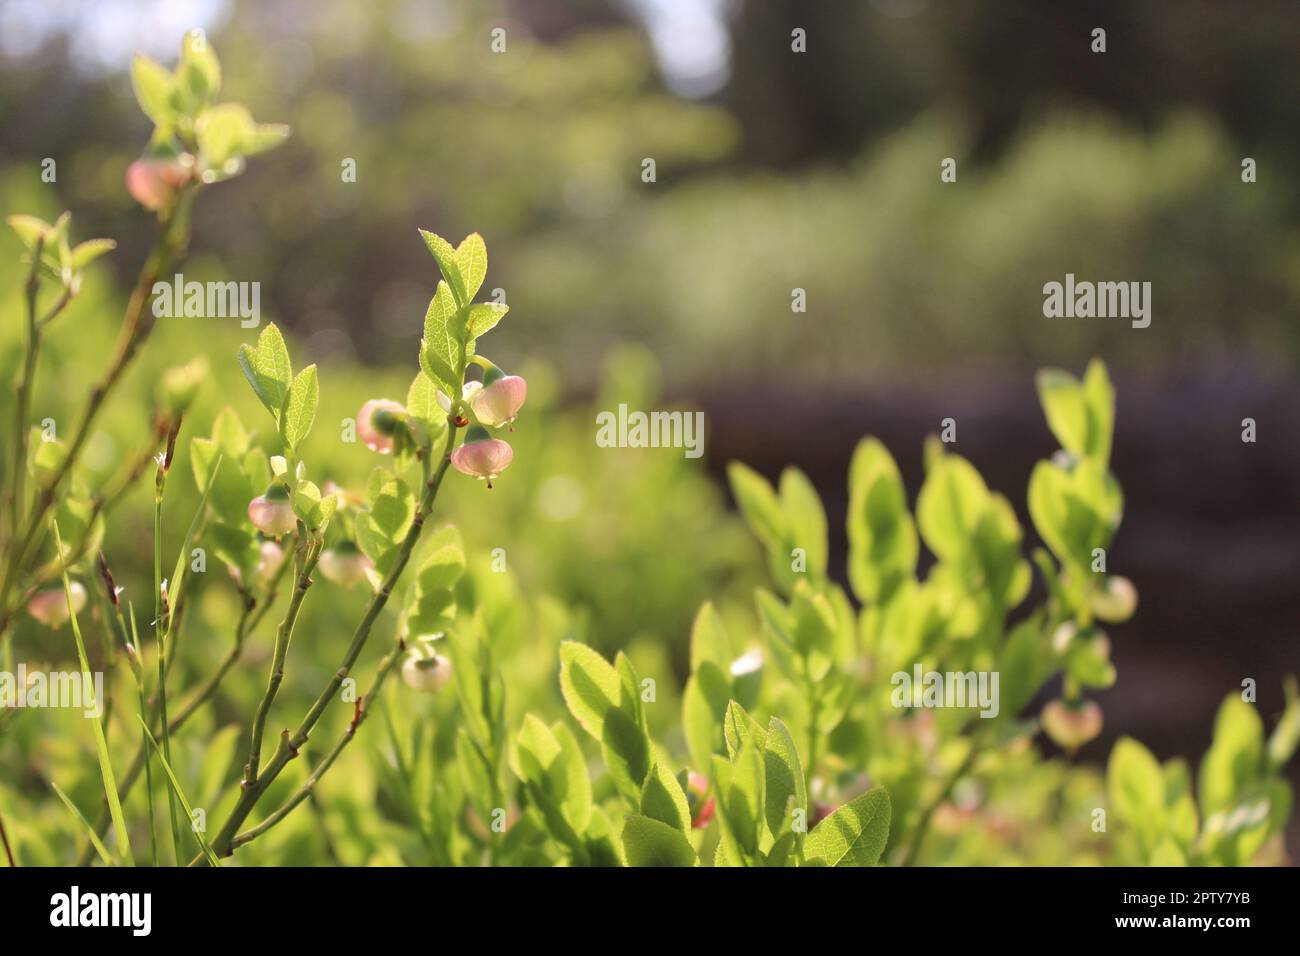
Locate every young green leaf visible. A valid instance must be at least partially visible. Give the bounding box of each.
[804,785,891,866]
[70,238,116,271]
[846,437,917,605]
[558,641,624,740]
[282,364,319,452]
[419,230,468,306]
[763,717,807,839]
[237,323,292,421]
[467,302,509,338]
[640,762,691,832]
[197,102,256,167]
[130,55,174,126]
[1108,736,1165,825]
[621,814,697,867]
[455,233,488,301]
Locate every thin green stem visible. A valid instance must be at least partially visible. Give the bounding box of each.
[210,421,459,858]
[0,192,194,645]
[230,634,406,852]
[153,476,182,863]
[243,533,320,785]
[9,238,44,536]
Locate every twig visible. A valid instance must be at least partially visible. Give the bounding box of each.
[243,533,321,785]
[209,420,458,858]
[230,636,406,851]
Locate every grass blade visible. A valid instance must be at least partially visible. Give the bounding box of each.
[52,520,134,866]
[139,719,222,867]
[50,781,114,866]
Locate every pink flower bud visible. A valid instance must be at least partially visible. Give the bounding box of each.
[451,427,513,488]
[125,158,189,211]
[1041,698,1103,753]
[686,771,715,829]
[357,399,407,454]
[319,541,373,589]
[27,582,86,627]
[469,375,527,429]
[401,652,452,693]
[247,485,296,536]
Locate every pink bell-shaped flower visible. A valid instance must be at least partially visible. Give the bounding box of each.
[401,652,453,693]
[451,425,513,488]
[1041,698,1103,753]
[469,373,527,429]
[27,582,86,627]
[247,484,296,536]
[357,399,407,454]
[319,540,373,589]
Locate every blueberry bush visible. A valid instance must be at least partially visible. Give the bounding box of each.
[1,35,1296,868]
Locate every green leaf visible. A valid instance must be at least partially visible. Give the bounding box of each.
[601,707,652,804]
[847,438,917,605]
[779,467,827,578]
[916,454,989,562]
[455,232,488,301]
[621,814,697,867]
[1267,678,1300,770]
[421,280,468,392]
[558,641,624,741]
[242,124,290,156]
[196,102,255,167]
[419,229,468,306]
[130,55,173,125]
[237,323,292,422]
[1036,369,1090,458]
[723,699,764,760]
[1198,695,1264,815]
[763,717,806,838]
[552,722,594,833]
[66,238,116,272]
[281,364,319,452]
[176,29,221,110]
[466,302,509,338]
[689,601,732,671]
[291,479,323,528]
[640,762,691,832]
[405,371,445,432]
[1108,736,1165,825]
[1081,359,1115,467]
[6,213,52,250]
[712,743,765,862]
[357,470,414,571]
[804,785,891,866]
